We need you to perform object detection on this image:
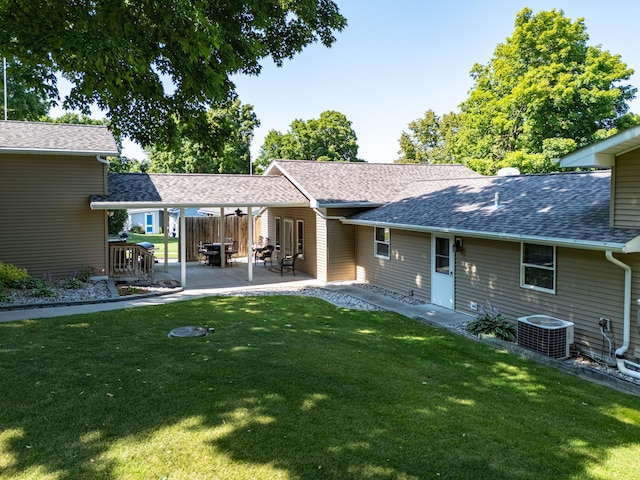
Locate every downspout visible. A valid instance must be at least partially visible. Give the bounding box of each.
[605,251,640,379]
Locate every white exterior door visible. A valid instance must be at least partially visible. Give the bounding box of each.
[431,235,454,309]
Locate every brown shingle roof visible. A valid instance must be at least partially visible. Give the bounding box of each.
[0,120,119,155]
[267,160,480,206]
[91,173,309,208]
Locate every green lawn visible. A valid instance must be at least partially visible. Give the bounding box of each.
[126,232,179,259]
[1,296,639,479]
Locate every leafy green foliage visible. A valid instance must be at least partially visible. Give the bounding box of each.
[396,110,461,164]
[398,8,639,174]
[61,277,84,290]
[148,100,259,173]
[457,8,637,173]
[467,302,516,342]
[0,58,49,120]
[0,1,346,150]
[108,209,128,236]
[0,261,30,288]
[255,110,361,171]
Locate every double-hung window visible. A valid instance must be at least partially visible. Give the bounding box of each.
[521,243,555,293]
[374,227,390,259]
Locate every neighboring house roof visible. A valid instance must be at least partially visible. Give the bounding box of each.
[344,171,640,253]
[90,173,309,209]
[265,160,480,207]
[560,125,640,168]
[0,120,119,156]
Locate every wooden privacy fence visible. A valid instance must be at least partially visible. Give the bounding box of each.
[183,216,249,261]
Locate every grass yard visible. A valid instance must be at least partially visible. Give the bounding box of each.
[126,232,179,260]
[0,295,639,479]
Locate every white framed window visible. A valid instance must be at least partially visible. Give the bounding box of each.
[374,227,390,259]
[275,217,281,251]
[296,220,304,259]
[521,243,556,294]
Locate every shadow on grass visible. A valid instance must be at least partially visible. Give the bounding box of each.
[0,296,639,479]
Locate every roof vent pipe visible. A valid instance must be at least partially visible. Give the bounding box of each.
[494,192,501,208]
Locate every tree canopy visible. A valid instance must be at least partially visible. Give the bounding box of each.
[0,0,346,150]
[0,59,49,120]
[148,100,259,174]
[255,110,362,171]
[397,8,638,174]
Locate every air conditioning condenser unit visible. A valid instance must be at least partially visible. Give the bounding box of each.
[517,315,574,359]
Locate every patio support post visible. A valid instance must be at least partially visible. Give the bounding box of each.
[180,208,186,287]
[163,208,168,273]
[247,205,253,281]
[220,207,225,269]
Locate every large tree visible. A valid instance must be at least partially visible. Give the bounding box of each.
[0,58,49,120]
[0,0,346,150]
[148,100,259,174]
[396,110,460,164]
[255,110,362,171]
[456,8,636,173]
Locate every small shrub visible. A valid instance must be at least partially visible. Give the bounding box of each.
[61,277,84,290]
[0,262,30,287]
[130,225,145,234]
[30,284,56,299]
[12,277,45,290]
[467,313,516,341]
[466,301,516,341]
[0,284,10,302]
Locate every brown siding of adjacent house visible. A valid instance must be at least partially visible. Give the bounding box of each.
[355,226,431,301]
[455,237,640,360]
[0,154,108,278]
[612,152,640,228]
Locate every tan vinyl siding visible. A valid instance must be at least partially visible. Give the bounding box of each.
[325,219,355,282]
[455,238,640,359]
[355,226,431,301]
[267,207,317,277]
[0,154,107,278]
[612,152,640,228]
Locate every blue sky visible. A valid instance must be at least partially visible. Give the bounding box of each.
[93,1,640,163]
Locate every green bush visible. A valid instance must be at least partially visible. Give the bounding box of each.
[0,262,30,287]
[466,308,516,342]
[130,225,145,234]
[61,277,84,290]
[0,283,9,302]
[12,277,45,290]
[29,284,56,298]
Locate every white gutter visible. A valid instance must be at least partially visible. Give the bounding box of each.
[96,155,110,165]
[341,219,633,253]
[0,148,119,156]
[605,251,640,379]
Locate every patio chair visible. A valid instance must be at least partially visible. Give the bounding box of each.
[255,244,274,267]
[197,241,207,266]
[225,240,238,266]
[280,253,299,276]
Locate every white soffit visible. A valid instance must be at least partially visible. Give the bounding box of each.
[560,125,640,168]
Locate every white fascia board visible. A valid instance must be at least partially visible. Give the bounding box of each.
[341,218,628,253]
[623,235,640,253]
[91,201,309,210]
[316,202,384,208]
[560,125,640,167]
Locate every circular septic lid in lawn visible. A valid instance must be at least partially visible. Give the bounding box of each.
[168,326,214,338]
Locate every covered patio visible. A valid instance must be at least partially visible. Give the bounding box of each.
[91,173,310,287]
